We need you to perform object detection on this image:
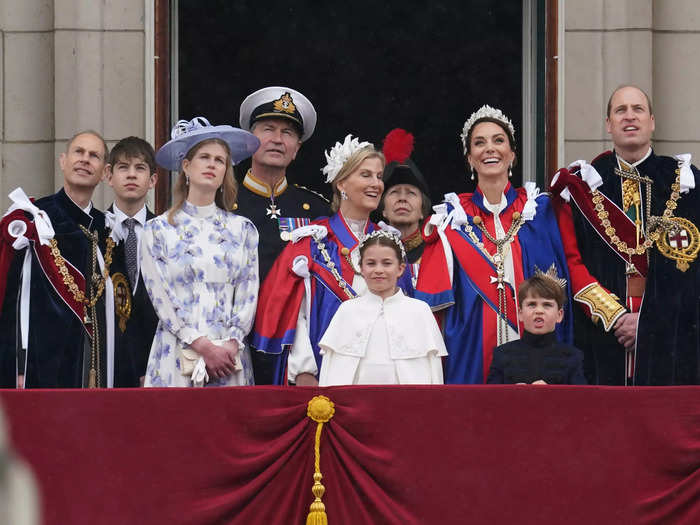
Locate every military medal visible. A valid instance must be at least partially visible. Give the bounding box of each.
[278,217,312,241]
[266,203,282,219]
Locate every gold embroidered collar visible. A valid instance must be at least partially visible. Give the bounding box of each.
[243,169,288,198]
[402,228,423,252]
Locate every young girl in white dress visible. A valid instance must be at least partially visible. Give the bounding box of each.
[318,231,447,385]
[142,117,260,387]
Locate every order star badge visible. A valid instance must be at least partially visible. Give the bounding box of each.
[266,204,282,219]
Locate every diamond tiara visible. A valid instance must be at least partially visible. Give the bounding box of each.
[460,105,515,154]
[359,230,407,261]
[321,134,373,184]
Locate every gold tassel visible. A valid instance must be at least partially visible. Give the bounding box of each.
[88,368,97,388]
[305,395,335,525]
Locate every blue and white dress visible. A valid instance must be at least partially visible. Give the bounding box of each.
[141,201,259,387]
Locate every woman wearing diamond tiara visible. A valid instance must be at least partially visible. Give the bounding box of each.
[141,117,261,387]
[416,105,574,384]
[252,135,414,386]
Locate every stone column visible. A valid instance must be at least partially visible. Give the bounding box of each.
[652,0,700,162]
[0,0,147,211]
[0,0,56,207]
[563,0,653,165]
[54,0,146,208]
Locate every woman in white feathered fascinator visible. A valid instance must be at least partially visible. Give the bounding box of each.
[251,134,416,387]
[321,134,384,214]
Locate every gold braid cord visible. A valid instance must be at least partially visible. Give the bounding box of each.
[574,283,626,332]
[305,395,335,525]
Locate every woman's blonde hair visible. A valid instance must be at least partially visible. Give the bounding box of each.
[167,138,238,225]
[330,146,385,213]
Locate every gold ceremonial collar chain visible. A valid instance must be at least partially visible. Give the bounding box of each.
[50,229,115,308]
[463,211,523,345]
[594,166,681,256]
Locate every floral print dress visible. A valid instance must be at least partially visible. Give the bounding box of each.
[141,201,259,387]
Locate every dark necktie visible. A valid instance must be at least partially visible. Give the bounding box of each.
[123,218,138,289]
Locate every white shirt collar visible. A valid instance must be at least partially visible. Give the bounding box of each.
[616,147,652,168]
[112,203,147,227]
[482,193,507,215]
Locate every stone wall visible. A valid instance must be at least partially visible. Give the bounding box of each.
[563,0,700,166]
[2,2,699,210]
[0,0,148,210]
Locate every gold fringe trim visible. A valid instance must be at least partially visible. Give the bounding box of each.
[305,395,335,525]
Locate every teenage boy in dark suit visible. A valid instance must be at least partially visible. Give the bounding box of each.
[105,136,159,387]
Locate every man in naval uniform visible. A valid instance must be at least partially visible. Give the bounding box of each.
[550,85,700,385]
[0,130,116,388]
[237,86,330,281]
[237,87,329,385]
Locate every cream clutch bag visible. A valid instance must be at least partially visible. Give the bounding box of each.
[180,339,243,378]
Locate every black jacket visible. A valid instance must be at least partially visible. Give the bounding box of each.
[487,330,586,385]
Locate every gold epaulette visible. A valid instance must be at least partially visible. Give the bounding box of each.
[293,184,330,204]
[574,283,626,332]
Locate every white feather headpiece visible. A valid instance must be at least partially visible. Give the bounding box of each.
[460,105,515,154]
[321,134,373,183]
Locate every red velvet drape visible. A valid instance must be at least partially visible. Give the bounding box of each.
[1,386,699,524]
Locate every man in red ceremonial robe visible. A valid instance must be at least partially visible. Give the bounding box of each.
[551,85,700,385]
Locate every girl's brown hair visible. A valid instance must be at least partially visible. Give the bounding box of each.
[167,138,238,225]
[359,234,404,264]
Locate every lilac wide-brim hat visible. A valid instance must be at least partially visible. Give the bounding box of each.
[156,117,261,171]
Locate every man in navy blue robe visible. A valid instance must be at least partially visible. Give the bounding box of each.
[0,130,114,388]
[551,85,700,385]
